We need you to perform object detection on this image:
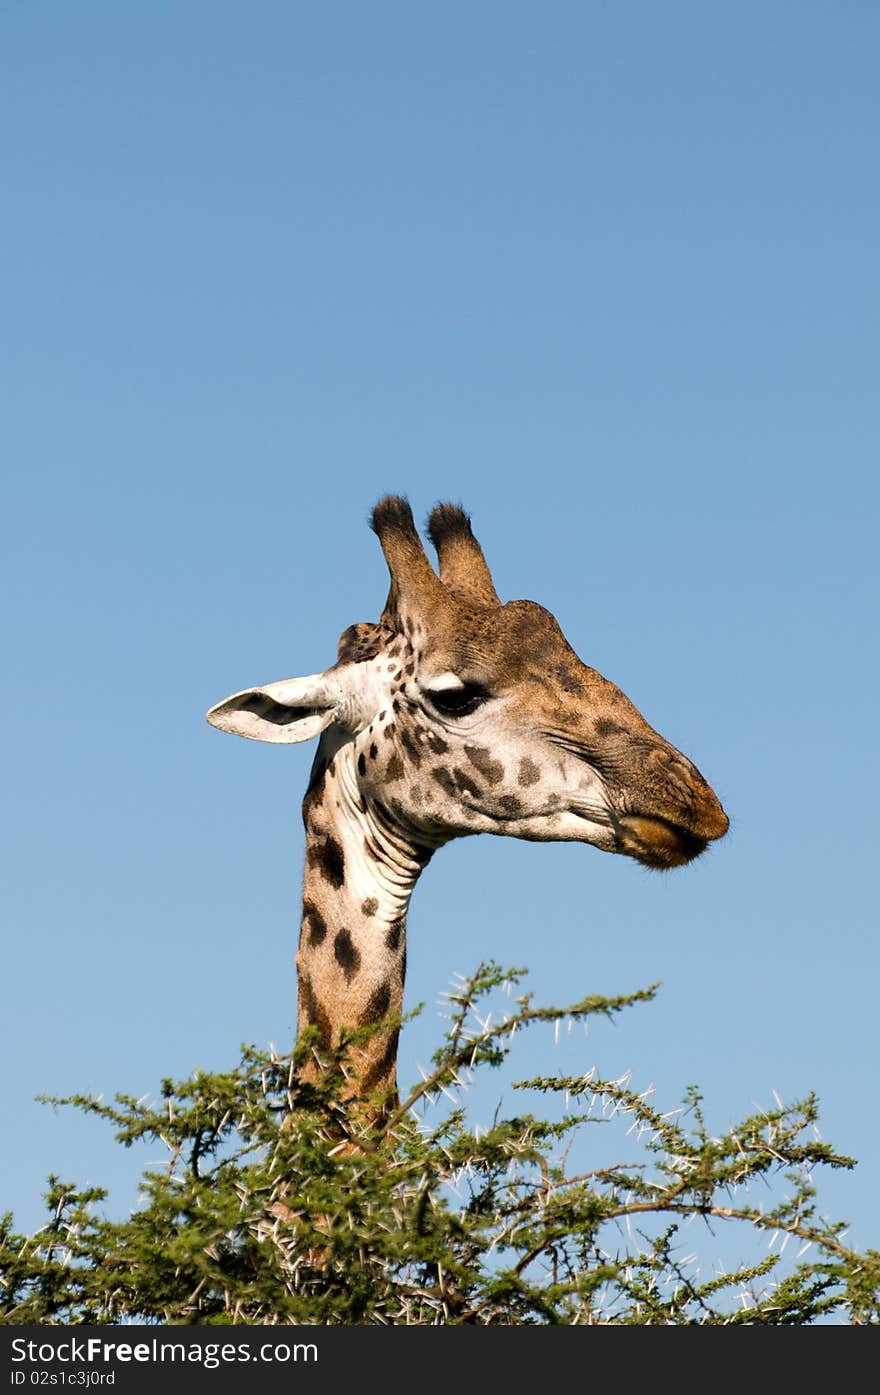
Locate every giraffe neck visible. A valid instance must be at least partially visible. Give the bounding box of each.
[296,734,439,1104]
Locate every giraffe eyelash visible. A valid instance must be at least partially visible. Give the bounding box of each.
[426,683,490,717]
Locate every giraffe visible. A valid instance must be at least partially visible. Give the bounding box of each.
[207,496,728,1110]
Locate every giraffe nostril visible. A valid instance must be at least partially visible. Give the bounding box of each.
[648,747,675,767]
[649,750,696,803]
[648,748,728,842]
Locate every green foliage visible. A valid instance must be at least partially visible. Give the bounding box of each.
[1,964,877,1325]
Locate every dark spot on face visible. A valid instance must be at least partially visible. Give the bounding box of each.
[595,718,628,738]
[361,980,392,1026]
[392,698,400,713]
[307,835,345,888]
[386,919,404,953]
[452,766,482,799]
[405,661,415,676]
[361,1026,400,1094]
[378,710,386,722]
[370,743,378,760]
[334,928,361,981]
[432,766,457,796]
[426,733,448,755]
[518,757,540,786]
[361,896,379,917]
[387,752,404,781]
[400,726,422,768]
[301,901,327,947]
[358,752,366,777]
[498,794,523,816]
[384,724,396,740]
[464,745,504,785]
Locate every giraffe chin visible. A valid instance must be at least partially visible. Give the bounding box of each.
[617,814,709,870]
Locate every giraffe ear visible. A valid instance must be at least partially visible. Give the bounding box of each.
[206,673,339,745]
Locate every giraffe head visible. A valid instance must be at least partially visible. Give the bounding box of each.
[208,497,728,870]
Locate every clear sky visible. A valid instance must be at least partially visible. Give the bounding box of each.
[3,2,878,1281]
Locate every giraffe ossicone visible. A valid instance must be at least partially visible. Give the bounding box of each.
[208,496,728,1107]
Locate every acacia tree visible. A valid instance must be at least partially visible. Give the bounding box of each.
[2,964,877,1325]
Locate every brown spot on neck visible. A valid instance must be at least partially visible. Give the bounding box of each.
[333,927,361,981]
[360,1026,400,1095]
[360,981,392,1026]
[302,901,328,946]
[307,834,346,888]
[298,973,332,1053]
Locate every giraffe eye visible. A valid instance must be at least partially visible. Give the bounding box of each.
[426,683,489,718]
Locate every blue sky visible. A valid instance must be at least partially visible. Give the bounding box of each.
[3,3,878,1281]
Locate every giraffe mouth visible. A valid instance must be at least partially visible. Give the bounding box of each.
[617,813,709,869]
